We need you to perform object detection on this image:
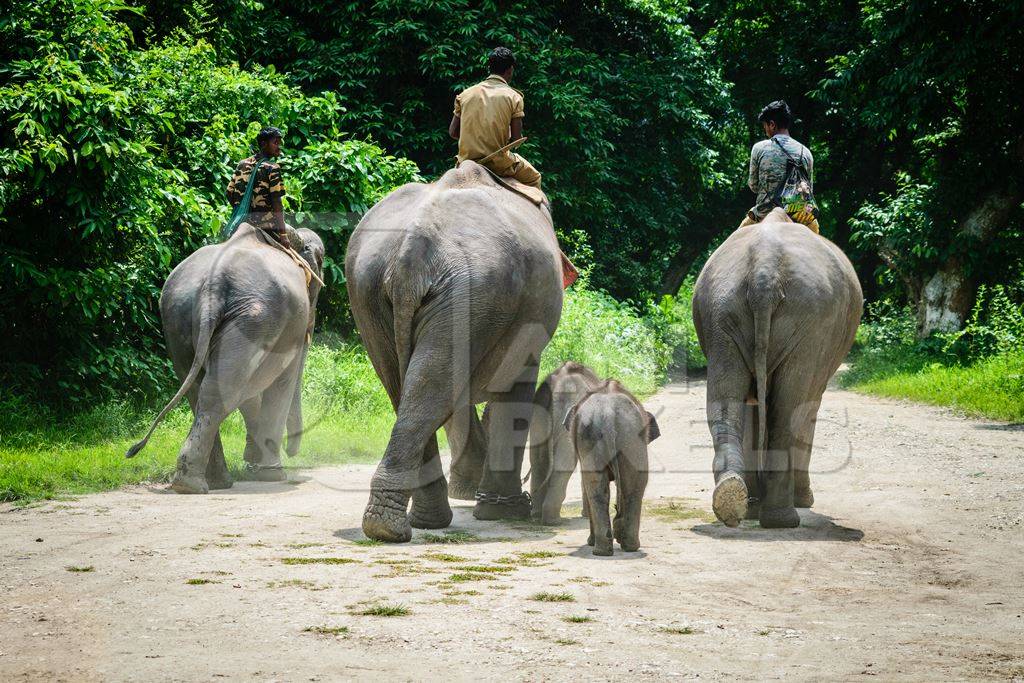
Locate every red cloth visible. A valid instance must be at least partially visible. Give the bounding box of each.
[561,252,579,289]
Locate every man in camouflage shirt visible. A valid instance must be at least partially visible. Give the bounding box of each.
[741,100,819,233]
[227,127,289,246]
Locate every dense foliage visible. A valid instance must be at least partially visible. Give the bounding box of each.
[2,0,1023,410]
[0,0,417,403]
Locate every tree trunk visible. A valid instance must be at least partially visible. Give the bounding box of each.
[915,188,1021,337]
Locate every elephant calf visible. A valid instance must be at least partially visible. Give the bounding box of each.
[563,380,660,556]
[528,361,601,525]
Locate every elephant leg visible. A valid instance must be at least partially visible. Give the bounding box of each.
[582,469,613,556]
[246,362,301,483]
[759,372,820,529]
[705,345,754,527]
[581,482,591,518]
[444,404,487,501]
[474,373,538,521]
[205,436,233,490]
[363,344,455,543]
[172,385,231,495]
[614,444,649,552]
[285,342,310,458]
[539,437,576,525]
[239,397,262,467]
[408,434,453,529]
[181,378,232,491]
[793,421,817,508]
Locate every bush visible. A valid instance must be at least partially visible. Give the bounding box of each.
[541,286,671,397]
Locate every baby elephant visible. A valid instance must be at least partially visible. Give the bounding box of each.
[564,380,660,556]
[529,361,602,525]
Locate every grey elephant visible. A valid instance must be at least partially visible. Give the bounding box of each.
[528,361,601,525]
[345,161,563,542]
[563,379,660,556]
[692,209,862,528]
[126,224,325,494]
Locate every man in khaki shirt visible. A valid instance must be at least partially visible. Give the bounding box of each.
[448,47,541,188]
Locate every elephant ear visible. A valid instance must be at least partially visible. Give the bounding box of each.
[562,404,579,433]
[645,411,661,443]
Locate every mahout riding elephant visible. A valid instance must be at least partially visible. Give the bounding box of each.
[528,361,601,525]
[126,224,324,494]
[692,209,861,528]
[346,160,563,542]
[562,379,660,555]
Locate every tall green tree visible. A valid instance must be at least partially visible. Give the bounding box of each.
[821,0,1024,334]
[136,0,739,300]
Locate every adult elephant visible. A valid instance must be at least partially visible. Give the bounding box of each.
[346,161,563,542]
[126,224,325,493]
[692,209,861,528]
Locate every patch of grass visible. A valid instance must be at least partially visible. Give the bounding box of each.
[421,531,479,544]
[444,589,482,596]
[285,542,324,549]
[758,629,771,636]
[569,577,610,587]
[0,338,394,504]
[303,626,349,635]
[267,579,327,591]
[65,565,94,572]
[422,552,470,563]
[357,603,410,617]
[646,499,715,523]
[843,348,1024,422]
[185,578,216,585]
[554,638,581,645]
[429,596,469,605]
[453,565,515,574]
[351,538,384,547]
[516,550,560,559]
[563,615,593,623]
[529,591,575,602]
[449,572,497,582]
[661,626,696,635]
[219,533,243,538]
[281,557,359,565]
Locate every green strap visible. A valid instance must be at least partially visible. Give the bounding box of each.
[221,157,269,240]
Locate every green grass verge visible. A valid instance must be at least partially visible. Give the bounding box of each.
[842,348,1024,422]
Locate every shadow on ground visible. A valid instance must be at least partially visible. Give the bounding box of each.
[691,510,863,542]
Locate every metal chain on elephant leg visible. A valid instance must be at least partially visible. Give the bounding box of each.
[474,490,532,507]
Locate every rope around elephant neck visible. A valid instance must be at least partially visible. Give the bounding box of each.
[254,228,324,288]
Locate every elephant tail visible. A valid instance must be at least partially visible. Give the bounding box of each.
[387,248,433,387]
[126,287,220,459]
[748,275,783,464]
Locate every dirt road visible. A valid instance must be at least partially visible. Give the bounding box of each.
[2,376,1023,681]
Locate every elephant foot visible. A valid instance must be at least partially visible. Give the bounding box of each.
[744,496,761,520]
[618,541,640,553]
[362,489,412,543]
[759,506,800,529]
[170,472,209,495]
[794,488,814,508]
[712,473,747,527]
[472,491,531,521]
[245,464,287,482]
[592,544,613,557]
[408,479,453,530]
[207,475,234,491]
[446,477,479,501]
[540,513,563,526]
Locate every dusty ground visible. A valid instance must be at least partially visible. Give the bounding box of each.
[2,376,1023,682]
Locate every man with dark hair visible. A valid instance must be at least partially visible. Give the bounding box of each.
[227,126,290,247]
[448,47,541,188]
[741,100,818,233]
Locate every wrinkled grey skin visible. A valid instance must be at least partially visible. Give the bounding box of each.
[529,361,601,525]
[692,209,862,528]
[346,161,563,543]
[126,224,324,494]
[564,380,660,556]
